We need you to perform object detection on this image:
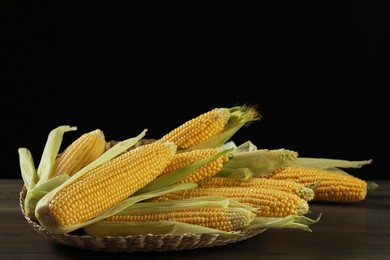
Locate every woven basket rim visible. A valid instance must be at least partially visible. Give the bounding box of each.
[19,187,266,252]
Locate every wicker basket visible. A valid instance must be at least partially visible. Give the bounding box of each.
[19,187,266,252]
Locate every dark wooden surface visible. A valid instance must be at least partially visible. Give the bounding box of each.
[1,179,389,259]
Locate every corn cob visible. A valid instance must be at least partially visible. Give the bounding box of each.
[50,129,106,178]
[35,141,177,233]
[160,105,261,149]
[104,206,256,232]
[217,148,299,178]
[159,148,230,183]
[160,108,230,149]
[152,186,309,217]
[199,176,315,201]
[268,165,368,202]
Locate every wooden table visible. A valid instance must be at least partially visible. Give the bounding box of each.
[1,179,389,259]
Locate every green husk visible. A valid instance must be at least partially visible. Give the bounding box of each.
[20,125,76,218]
[366,181,379,194]
[248,213,322,232]
[216,141,298,178]
[215,167,254,179]
[134,148,233,194]
[292,157,373,170]
[18,148,38,192]
[229,140,258,153]
[189,105,261,150]
[119,196,231,214]
[219,140,239,152]
[118,196,258,215]
[36,125,77,185]
[217,149,297,178]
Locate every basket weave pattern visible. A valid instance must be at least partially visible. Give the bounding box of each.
[19,187,266,252]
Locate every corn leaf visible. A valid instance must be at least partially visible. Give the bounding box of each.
[248,213,322,232]
[18,148,38,192]
[119,196,258,215]
[119,196,231,214]
[366,181,379,194]
[214,167,254,179]
[36,125,77,185]
[218,141,238,152]
[292,157,373,170]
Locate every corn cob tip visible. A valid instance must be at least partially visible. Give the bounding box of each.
[35,201,60,233]
[163,141,178,154]
[160,107,231,149]
[91,128,104,136]
[228,207,257,230]
[297,200,310,215]
[229,104,262,125]
[217,107,231,123]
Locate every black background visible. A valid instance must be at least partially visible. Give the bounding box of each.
[2,3,388,180]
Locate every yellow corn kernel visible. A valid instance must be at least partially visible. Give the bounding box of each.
[268,149,299,162]
[199,176,315,201]
[160,108,231,148]
[50,129,106,178]
[268,165,368,203]
[104,206,256,232]
[152,186,309,217]
[159,148,230,183]
[45,141,176,228]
